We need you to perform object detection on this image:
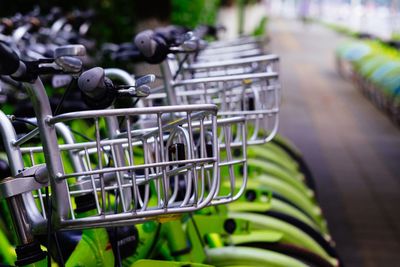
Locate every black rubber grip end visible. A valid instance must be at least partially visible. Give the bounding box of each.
[0,43,20,75]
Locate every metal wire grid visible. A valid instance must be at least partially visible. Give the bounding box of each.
[207,117,248,205]
[177,54,280,79]
[117,110,249,206]
[171,72,280,145]
[14,110,248,230]
[18,104,221,230]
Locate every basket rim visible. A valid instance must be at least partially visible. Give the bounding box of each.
[48,104,218,124]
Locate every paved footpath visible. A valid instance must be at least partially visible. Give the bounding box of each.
[269,19,400,267]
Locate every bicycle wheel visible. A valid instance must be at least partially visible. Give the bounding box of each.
[239,242,336,267]
[206,246,308,267]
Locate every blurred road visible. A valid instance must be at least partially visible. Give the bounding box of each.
[269,19,400,267]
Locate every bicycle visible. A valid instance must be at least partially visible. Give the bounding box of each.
[0,9,341,266]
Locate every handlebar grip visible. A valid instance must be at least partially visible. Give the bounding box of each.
[134,30,157,57]
[134,30,169,64]
[78,67,109,98]
[78,67,116,109]
[0,42,20,75]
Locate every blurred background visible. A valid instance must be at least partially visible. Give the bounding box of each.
[1,1,399,267]
[4,0,400,42]
[270,0,400,40]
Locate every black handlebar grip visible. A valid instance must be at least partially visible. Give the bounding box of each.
[78,67,116,109]
[134,30,169,64]
[0,42,20,75]
[78,67,108,98]
[134,30,157,58]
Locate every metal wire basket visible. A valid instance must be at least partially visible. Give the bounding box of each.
[174,54,280,79]
[1,96,251,235]
[177,116,248,206]
[14,104,221,231]
[209,117,248,205]
[170,72,280,145]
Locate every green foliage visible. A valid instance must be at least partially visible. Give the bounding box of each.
[2,0,221,44]
[1,0,138,44]
[321,21,358,37]
[252,16,268,37]
[170,0,221,28]
[391,31,400,41]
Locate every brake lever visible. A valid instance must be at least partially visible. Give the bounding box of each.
[135,74,155,87]
[25,57,79,76]
[54,44,86,58]
[54,56,82,73]
[181,40,198,52]
[136,84,151,97]
[53,44,86,73]
[117,84,150,98]
[116,74,154,97]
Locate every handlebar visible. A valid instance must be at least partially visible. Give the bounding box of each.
[134,30,169,64]
[78,67,116,109]
[78,67,153,109]
[133,28,207,64]
[0,42,22,75]
[78,67,111,98]
[0,43,85,82]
